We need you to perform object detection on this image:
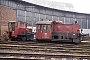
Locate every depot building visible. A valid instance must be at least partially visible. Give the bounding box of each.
[0,0,90,36]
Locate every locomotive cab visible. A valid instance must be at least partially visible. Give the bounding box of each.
[36,21,52,41]
[8,21,34,41]
[8,21,17,38]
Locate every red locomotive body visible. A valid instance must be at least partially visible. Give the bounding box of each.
[36,20,81,43]
[8,21,34,41]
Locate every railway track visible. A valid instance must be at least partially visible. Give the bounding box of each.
[0,40,89,60]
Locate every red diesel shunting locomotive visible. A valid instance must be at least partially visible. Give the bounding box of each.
[7,21,34,41]
[36,20,82,43]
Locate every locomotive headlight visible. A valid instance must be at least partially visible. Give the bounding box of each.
[73,34,75,35]
[12,31,15,34]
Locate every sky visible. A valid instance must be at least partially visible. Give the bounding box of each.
[49,0,90,14]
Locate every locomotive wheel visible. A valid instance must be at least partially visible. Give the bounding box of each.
[72,38,81,44]
[22,37,26,41]
[36,40,42,42]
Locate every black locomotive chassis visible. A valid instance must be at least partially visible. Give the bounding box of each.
[51,32,89,43]
[17,32,35,41]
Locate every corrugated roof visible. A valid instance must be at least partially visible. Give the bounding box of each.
[22,0,75,11]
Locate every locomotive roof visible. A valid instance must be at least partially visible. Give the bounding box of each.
[36,20,63,24]
[8,21,16,22]
[36,21,52,24]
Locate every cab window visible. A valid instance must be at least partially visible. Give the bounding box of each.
[43,25,50,30]
[20,22,24,26]
[38,24,42,30]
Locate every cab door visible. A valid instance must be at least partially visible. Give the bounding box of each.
[42,24,51,40]
[36,24,43,39]
[8,22,16,38]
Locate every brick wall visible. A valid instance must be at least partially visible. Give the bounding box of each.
[0,5,16,36]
